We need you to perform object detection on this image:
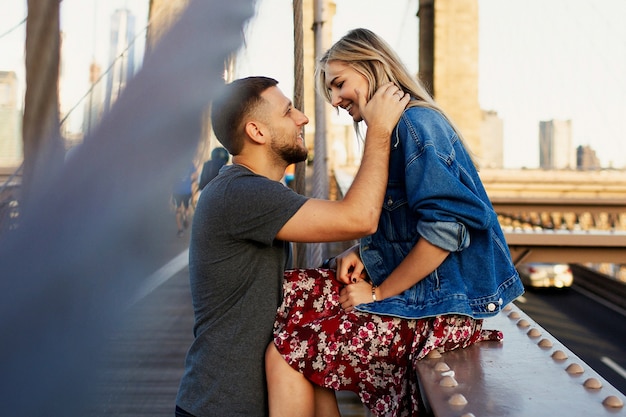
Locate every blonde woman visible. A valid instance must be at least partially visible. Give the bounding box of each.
[266,28,524,417]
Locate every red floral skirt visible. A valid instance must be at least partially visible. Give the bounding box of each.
[273,268,502,416]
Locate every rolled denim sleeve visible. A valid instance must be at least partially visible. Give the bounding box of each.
[400,109,494,235]
[417,220,470,252]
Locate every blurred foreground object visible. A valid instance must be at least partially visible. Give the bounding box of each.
[0,0,255,415]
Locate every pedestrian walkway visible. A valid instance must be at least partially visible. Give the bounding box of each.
[89,243,371,416]
[89,250,193,417]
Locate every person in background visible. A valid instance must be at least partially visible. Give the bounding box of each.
[265,28,525,417]
[174,76,409,417]
[283,163,295,188]
[172,162,198,238]
[198,146,229,191]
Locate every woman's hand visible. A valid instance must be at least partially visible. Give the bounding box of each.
[339,281,375,312]
[334,245,367,285]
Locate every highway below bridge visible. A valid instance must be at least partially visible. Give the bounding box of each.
[515,267,626,396]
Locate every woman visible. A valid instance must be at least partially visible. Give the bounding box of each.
[266,28,525,417]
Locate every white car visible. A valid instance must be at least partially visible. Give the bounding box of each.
[517,263,574,289]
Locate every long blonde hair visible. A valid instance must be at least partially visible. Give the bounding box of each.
[316,28,477,166]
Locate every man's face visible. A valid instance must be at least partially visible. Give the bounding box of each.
[260,86,309,165]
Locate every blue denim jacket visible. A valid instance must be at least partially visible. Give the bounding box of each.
[356,106,524,319]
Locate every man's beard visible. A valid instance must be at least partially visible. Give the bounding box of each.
[271,133,308,165]
[281,145,308,165]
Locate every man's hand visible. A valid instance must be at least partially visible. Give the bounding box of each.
[358,82,410,135]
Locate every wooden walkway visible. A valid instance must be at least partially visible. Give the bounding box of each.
[87,233,369,416]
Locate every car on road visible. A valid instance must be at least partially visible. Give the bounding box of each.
[517,263,574,289]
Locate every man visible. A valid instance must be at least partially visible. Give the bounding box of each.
[172,162,198,237]
[198,147,229,191]
[175,76,408,416]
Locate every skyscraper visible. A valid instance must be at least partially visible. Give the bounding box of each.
[539,119,574,170]
[576,144,601,170]
[104,8,136,112]
[480,110,504,169]
[419,0,481,156]
[82,61,104,136]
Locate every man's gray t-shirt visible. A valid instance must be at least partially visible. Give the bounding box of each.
[176,164,308,416]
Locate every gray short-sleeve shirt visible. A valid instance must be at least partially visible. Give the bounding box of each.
[176,165,308,416]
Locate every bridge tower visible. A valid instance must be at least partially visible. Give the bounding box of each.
[419,0,481,157]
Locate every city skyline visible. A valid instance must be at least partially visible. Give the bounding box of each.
[103,8,137,113]
[1,0,625,169]
[0,0,149,134]
[237,0,626,169]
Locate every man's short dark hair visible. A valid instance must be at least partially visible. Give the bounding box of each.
[210,76,279,155]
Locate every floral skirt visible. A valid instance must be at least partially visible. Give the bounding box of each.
[273,268,502,417]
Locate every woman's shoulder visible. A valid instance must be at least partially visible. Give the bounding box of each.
[400,105,453,133]
[403,104,444,120]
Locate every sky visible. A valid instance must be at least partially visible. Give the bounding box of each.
[2,0,626,168]
[0,0,150,132]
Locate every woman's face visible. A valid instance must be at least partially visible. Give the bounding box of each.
[324,61,370,122]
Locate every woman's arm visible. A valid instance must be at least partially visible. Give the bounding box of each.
[338,238,449,311]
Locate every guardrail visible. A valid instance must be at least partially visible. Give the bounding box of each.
[570,264,626,312]
[416,304,625,416]
[0,164,22,235]
[505,230,626,265]
[0,184,20,235]
[492,197,626,252]
[336,168,626,266]
[490,196,626,265]
[489,196,626,216]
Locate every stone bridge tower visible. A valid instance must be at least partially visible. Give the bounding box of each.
[419,0,481,157]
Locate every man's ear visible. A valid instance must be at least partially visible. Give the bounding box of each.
[244,121,266,145]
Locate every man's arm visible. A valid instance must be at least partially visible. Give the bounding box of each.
[276,83,409,243]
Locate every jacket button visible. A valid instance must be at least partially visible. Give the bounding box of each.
[487,303,496,312]
[387,197,393,206]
